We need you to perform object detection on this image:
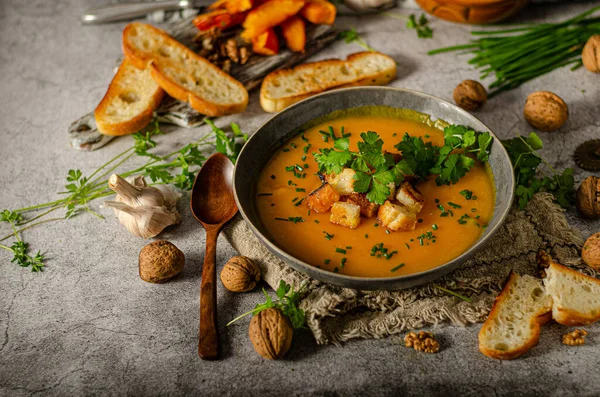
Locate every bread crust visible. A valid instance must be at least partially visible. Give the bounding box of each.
[123,22,248,117]
[260,52,397,112]
[478,272,551,360]
[94,59,165,136]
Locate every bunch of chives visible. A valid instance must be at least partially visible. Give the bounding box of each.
[428,7,600,97]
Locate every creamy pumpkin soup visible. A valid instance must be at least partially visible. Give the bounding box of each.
[255,108,495,278]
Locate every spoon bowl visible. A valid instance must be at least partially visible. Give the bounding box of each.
[190,153,238,360]
[191,154,237,225]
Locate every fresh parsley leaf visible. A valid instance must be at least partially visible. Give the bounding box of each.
[337,28,376,52]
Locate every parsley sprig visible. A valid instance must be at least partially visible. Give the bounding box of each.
[313,125,492,205]
[0,210,45,272]
[501,132,575,209]
[383,13,433,39]
[227,280,306,329]
[1,120,248,271]
[337,28,376,52]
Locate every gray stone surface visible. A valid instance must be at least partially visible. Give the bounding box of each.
[0,1,599,396]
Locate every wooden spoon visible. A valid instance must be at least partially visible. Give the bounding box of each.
[190,153,238,360]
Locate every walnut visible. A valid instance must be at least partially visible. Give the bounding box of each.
[249,308,293,359]
[583,232,600,270]
[576,176,600,219]
[225,38,239,63]
[523,91,569,132]
[562,329,588,346]
[453,80,487,111]
[582,35,600,73]
[239,46,250,65]
[220,256,261,292]
[404,331,440,353]
[138,240,185,283]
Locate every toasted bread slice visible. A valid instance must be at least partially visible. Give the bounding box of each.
[544,261,600,326]
[94,59,165,136]
[260,52,396,112]
[122,22,248,116]
[478,272,553,360]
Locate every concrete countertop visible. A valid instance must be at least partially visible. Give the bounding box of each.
[0,1,599,395]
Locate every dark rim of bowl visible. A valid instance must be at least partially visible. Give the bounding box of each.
[233,86,515,287]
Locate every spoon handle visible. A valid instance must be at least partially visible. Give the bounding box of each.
[198,227,219,359]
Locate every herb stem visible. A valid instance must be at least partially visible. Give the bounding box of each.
[433,286,472,303]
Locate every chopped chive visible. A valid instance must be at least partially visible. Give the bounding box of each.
[390,263,405,272]
[270,175,276,180]
[283,148,290,152]
[392,133,397,137]
[270,203,275,207]
[340,258,347,268]
[294,198,305,206]
[275,217,289,221]
[285,166,295,172]
[435,198,440,204]
[424,134,430,138]
[324,259,330,265]
[301,133,308,142]
[290,142,297,149]
[460,189,473,200]
[472,196,478,200]
[385,229,391,234]
[432,224,438,230]
[333,267,339,273]
[301,155,307,161]
[292,197,299,202]
[345,246,352,249]
[277,216,305,223]
[296,188,306,192]
[418,218,423,223]
[471,208,477,212]
[303,144,311,154]
[374,223,379,227]
[335,248,347,254]
[404,243,410,249]
[323,232,334,240]
[257,193,273,196]
[447,202,462,209]
[314,220,320,224]
[364,234,369,238]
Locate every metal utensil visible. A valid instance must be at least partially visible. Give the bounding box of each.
[81,0,207,24]
[190,153,238,359]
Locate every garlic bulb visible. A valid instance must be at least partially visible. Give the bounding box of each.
[343,0,396,12]
[103,174,181,238]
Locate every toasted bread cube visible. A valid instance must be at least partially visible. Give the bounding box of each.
[330,202,361,229]
[345,193,380,218]
[395,182,424,214]
[306,183,341,213]
[377,201,417,232]
[327,168,356,195]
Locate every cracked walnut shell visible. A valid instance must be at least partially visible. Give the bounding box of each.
[562,329,588,346]
[582,35,600,73]
[249,308,293,360]
[453,80,487,111]
[576,176,600,220]
[220,256,261,292]
[523,91,568,132]
[404,331,440,353]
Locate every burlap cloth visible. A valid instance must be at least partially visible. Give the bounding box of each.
[224,193,590,345]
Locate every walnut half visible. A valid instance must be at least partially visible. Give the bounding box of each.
[562,329,588,346]
[404,331,440,353]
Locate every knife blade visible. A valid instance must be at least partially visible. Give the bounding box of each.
[82,0,210,24]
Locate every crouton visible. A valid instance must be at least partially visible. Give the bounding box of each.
[395,182,424,214]
[306,183,341,213]
[377,201,417,232]
[345,193,380,218]
[387,182,396,200]
[327,168,356,195]
[330,202,361,229]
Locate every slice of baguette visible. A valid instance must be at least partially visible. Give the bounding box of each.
[478,272,553,360]
[544,261,600,326]
[94,59,165,136]
[122,22,248,116]
[260,52,397,113]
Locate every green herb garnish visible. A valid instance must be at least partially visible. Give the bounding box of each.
[337,28,376,52]
[390,263,405,272]
[460,189,473,200]
[324,232,334,240]
[227,280,306,329]
[335,248,347,254]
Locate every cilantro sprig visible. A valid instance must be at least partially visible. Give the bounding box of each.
[501,132,575,209]
[337,28,376,52]
[227,280,306,329]
[0,210,45,272]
